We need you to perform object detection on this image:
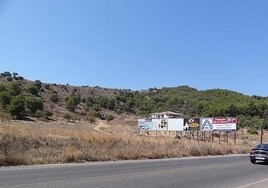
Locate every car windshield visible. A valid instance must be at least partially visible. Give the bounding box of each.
[256,144,268,149]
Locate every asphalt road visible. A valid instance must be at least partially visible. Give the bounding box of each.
[0,155,268,188]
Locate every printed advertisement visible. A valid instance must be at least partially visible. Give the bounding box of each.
[152,118,168,131]
[137,119,153,131]
[184,118,200,131]
[200,118,213,131]
[212,117,237,131]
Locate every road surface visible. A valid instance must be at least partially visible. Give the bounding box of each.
[0,155,267,188]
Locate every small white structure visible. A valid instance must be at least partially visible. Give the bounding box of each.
[149,111,181,119]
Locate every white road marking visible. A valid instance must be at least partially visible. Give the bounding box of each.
[237,177,268,188]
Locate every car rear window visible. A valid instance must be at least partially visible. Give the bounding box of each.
[256,144,268,149]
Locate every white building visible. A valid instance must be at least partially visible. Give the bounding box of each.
[149,111,182,119]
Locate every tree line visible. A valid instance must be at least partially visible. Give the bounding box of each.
[0,72,268,130]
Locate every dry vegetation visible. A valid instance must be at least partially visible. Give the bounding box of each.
[0,73,266,166]
[0,119,257,166]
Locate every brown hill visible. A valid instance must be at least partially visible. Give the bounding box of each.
[0,72,134,122]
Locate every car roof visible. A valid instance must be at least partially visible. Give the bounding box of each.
[256,144,268,148]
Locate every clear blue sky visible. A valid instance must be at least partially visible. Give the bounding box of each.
[1,0,268,96]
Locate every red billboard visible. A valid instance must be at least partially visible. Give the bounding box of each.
[212,117,237,131]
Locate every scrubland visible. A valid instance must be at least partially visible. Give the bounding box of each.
[0,120,258,166]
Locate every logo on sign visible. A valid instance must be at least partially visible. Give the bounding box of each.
[201,119,212,130]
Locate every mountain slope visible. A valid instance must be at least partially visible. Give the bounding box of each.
[0,71,268,129]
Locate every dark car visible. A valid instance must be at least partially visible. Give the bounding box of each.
[249,144,268,164]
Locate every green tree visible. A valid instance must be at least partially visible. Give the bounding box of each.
[25,97,43,114]
[12,72,19,78]
[34,80,42,90]
[28,85,39,95]
[1,71,12,77]
[10,82,22,96]
[96,96,108,108]
[35,110,53,118]
[86,96,94,107]
[225,104,240,117]
[65,93,81,112]
[107,99,115,110]
[0,91,12,108]
[0,84,6,92]
[7,96,25,119]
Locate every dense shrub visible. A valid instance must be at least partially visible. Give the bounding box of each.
[86,97,94,107]
[35,110,53,118]
[28,85,38,96]
[0,106,11,121]
[106,114,114,121]
[49,93,59,103]
[25,97,43,114]
[0,84,6,92]
[7,96,25,119]
[34,80,42,90]
[10,82,22,96]
[63,113,72,121]
[0,91,12,107]
[65,93,81,112]
[82,98,86,103]
[247,128,258,135]
[1,72,12,77]
[263,118,268,130]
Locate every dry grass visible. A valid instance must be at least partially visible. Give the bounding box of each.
[0,120,254,166]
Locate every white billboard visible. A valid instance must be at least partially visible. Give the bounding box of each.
[167,118,184,131]
[152,118,168,131]
[200,118,213,131]
[212,117,237,131]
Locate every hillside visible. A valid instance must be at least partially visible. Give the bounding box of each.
[0,71,268,129]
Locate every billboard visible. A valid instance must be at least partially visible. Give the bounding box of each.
[200,118,213,131]
[212,117,237,131]
[167,118,184,131]
[138,117,237,132]
[137,119,153,131]
[184,118,200,131]
[152,118,168,131]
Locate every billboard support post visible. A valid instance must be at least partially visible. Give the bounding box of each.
[210,131,212,142]
[261,121,264,144]
[234,132,236,145]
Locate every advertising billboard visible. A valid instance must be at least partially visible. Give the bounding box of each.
[137,119,153,131]
[167,118,184,131]
[184,118,200,131]
[152,118,168,131]
[200,118,213,131]
[212,117,237,131]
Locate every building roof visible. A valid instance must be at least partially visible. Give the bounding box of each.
[150,111,181,116]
